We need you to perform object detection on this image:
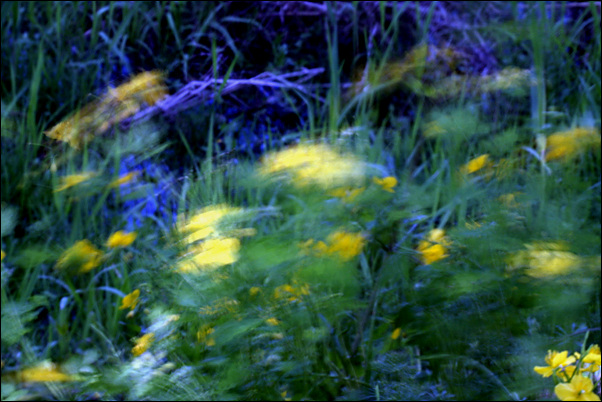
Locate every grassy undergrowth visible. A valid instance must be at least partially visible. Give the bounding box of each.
[1,2,601,401]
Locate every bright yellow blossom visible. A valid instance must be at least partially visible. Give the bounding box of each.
[266,318,280,326]
[108,71,168,106]
[508,242,581,278]
[119,289,140,311]
[373,176,398,193]
[55,240,103,274]
[325,230,366,261]
[177,204,243,244]
[106,230,137,248]
[416,229,450,265]
[132,333,154,356]
[54,172,96,192]
[391,328,402,340]
[259,143,365,189]
[16,361,75,383]
[534,350,577,377]
[461,154,492,175]
[249,287,261,297]
[554,375,600,401]
[1,250,5,261]
[177,237,240,273]
[545,127,601,162]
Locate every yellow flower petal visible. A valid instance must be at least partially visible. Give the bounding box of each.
[120,289,140,311]
[391,327,402,340]
[554,375,600,401]
[132,333,154,356]
[373,176,397,193]
[461,154,491,175]
[107,231,137,248]
[55,240,103,274]
[17,362,75,383]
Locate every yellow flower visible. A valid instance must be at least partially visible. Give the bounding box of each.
[281,390,292,401]
[109,171,140,188]
[325,230,366,261]
[16,361,75,383]
[274,283,310,302]
[534,350,577,377]
[266,317,280,326]
[554,375,600,401]
[55,240,103,274]
[177,237,240,273]
[132,333,154,356]
[119,289,140,311]
[508,242,581,278]
[54,172,96,192]
[546,127,601,162]
[1,250,5,261]
[416,229,450,265]
[391,327,402,340]
[259,143,365,189]
[373,176,397,193]
[249,287,261,297]
[583,345,601,366]
[106,230,137,248]
[177,204,243,244]
[461,154,492,175]
[108,71,168,106]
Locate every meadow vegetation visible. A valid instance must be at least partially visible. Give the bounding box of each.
[1,2,600,400]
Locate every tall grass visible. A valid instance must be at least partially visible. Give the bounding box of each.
[1,2,600,401]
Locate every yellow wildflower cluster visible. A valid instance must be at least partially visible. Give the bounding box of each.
[107,230,137,248]
[15,361,76,383]
[176,204,244,244]
[132,332,155,356]
[301,230,366,261]
[507,242,581,278]
[535,346,601,401]
[175,204,254,274]
[274,282,310,303]
[416,229,450,265]
[177,238,240,273]
[545,127,601,162]
[55,239,103,274]
[45,71,168,149]
[259,143,365,189]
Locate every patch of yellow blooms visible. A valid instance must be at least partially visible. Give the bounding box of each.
[259,143,365,189]
[416,229,451,265]
[45,71,168,149]
[534,346,601,401]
